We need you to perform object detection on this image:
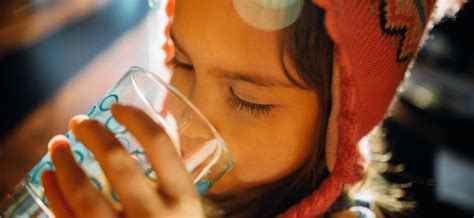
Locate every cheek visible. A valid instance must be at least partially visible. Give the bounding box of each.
[218,111,318,188]
[236,137,310,184]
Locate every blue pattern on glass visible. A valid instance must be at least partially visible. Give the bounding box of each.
[2,69,232,218]
[87,105,97,117]
[26,93,122,200]
[23,91,218,212]
[74,150,84,164]
[90,177,103,192]
[196,180,210,197]
[130,148,151,169]
[110,190,121,203]
[99,94,119,111]
[29,161,53,185]
[105,116,127,134]
[144,167,154,176]
[116,134,131,151]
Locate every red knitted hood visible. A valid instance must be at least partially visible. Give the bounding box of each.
[282,1,464,217]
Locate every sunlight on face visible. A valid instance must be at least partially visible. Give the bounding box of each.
[170,0,322,194]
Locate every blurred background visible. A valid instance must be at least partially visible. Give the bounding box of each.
[0,1,472,217]
[381,2,474,217]
[0,0,162,204]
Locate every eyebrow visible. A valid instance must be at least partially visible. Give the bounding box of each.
[170,29,304,89]
[214,70,300,88]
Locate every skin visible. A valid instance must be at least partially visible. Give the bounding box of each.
[43,0,322,216]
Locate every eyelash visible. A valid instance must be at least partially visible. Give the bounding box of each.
[170,57,274,118]
[227,87,274,118]
[170,57,194,71]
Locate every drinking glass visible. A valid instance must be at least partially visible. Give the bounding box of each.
[0,66,233,217]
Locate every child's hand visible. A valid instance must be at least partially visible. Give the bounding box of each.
[41,104,205,218]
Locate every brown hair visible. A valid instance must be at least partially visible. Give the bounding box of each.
[205,3,334,217]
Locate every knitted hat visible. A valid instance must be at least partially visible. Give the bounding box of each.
[159,0,463,217]
[281,0,464,217]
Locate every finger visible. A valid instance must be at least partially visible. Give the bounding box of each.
[111,104,197,200]
[41,170,76,218]
[49,135,116,218]
[71,119,162,215]
[69,114,89,130]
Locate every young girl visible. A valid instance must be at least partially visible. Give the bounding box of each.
[41,0,462,217]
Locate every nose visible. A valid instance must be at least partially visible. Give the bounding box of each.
[168,64,220,132]
[186,82,222,132]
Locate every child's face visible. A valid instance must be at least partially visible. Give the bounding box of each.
[171,0,322,194]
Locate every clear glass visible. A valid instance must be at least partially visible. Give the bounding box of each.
[0,66,233,217]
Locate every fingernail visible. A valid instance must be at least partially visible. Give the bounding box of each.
[69,114,89,130]
[48,135,70,153]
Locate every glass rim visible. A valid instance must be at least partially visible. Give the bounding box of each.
[125,66,233,167]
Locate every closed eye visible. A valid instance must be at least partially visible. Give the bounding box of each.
[227,87,274,118]
[170,57,194,71]
[171,56,274,118]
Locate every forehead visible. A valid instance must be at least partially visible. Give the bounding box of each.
[173,0,303,86]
